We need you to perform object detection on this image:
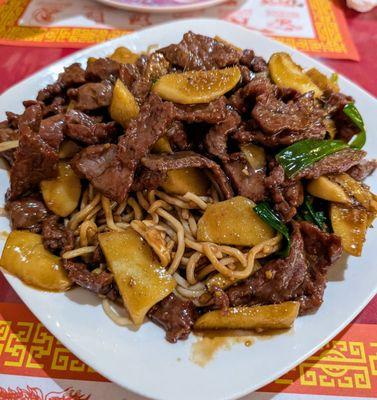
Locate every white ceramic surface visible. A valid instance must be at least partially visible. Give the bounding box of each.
[0,19,376,400]
[94,0,227,13]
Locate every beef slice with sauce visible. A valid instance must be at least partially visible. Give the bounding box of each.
[73,94,175,203]
[227,221,342,314]
[159,31,242,71]
[9,105,60,199]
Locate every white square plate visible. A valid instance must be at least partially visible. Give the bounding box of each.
[0,18,376,400]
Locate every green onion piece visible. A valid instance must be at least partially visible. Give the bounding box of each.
[343,103,366,150]
[300,196,328,231]
[254,202,290,257]
[276,139,349,178]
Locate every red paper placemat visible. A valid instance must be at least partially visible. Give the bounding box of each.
[0,0,359,60]
[0,302,376,398]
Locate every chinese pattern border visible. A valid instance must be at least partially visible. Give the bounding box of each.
[0,0,358,60]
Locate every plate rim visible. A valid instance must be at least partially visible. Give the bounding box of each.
[94,0,228,13]
[1,18,377,400]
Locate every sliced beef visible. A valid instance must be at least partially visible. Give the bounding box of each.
[68,81,113,111]
[251,91,326,146]
[73,94,175,202]
[266,161,303,221]
[159,31,242,71]
[239,49,268,72]
[19,102,42,131]
[227,221,342,314]
[297,222,342,313]
[229,76,274,114]
[119,63,150,102]
[63,259,114,295]
[228,222,306,306]
[141,151,233,199]
[0,122,19,165]
[39,114,65,149]
[5,196,49,233]
[9,105,59,199]
[36,63,85,104]
[37,81,63,103]
[42,215,74,254]
[251,57,268,73]
[131,168,167,192]
[147,293,197,343]
[211,287,230,311]
[85,58,120,82]
[66,110,118,145]
[166,121,190,151]
[326,92,359,142]
[240,49,255,67]
[138,52,170,82]
[296,148,365,180]
[72,144,124,201]
[347,159,377,181]
[175,96,229,124]
[42,97,67,118]
[239,65,253,85]
[6,112,20,129]
[119,53,169,102]
[204,110,241,161]
[119,63,140,88]
[92,245,105,265]
[223,152,267,202]
[59,63,86,88]
[231,124,255,144]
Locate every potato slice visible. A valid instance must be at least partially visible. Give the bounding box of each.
[98,229,176,325]
[194,302,300,331]
[109,79,139,128]
[269,52,322,98]
[151,135,210,196]
[162,168,210,196]
[307,176,351,204]
[241,144,266,171]
[197,196,275,246]
[108,47,139,64]
[152,67,241,104]
[305,68,339,93]
[331,173,377,212]
[330,204,368,256]
[151,136,173,154]
[0,231,71,291]
[59,140,81,159]
[41,162,81,217]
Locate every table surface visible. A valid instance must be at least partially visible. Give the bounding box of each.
[0,4,376,396]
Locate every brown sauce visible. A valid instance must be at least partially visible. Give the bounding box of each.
[191,330,254,367]
[191,328,293,367]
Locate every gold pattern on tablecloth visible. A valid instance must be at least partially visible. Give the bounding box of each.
[0,0,358,59]
[0,302,376,396]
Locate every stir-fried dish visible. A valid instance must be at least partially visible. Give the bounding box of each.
[0,32,376,343]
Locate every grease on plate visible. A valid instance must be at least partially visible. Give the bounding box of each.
[191,331,254,367]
